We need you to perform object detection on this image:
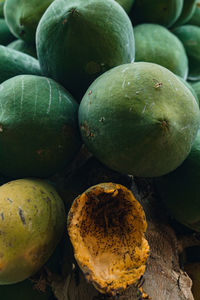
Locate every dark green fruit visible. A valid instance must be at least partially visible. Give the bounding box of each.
[0,0,5,18]
[176,75,198,104]
[7,40,37,58]
[134,23,188,79]
[36,0,135,101]
[0,279,54,299]
[191,81,200,104]
[0,19,15,45]
[0,75,81,178]
[0,46,40,84]
[173,0,197,26]
[188,0,200,26]
[79,62,200,177]
[116,0,135,13]
[173,25,200,81]
[131,0,183,28]
[155,130,200,232]
[4,0,54,44]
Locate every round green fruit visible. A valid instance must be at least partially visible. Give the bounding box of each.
[0,46,40,84]
[173,0,197,26]
[7,40,37,58]
[4,0,54,44]
[131,0,183,28]
[0,178,65,284]
[79,62,200,177]
[134,23,188,79]
[173,25,200,81]
[0,19,15,45]
[0,75,81,178]
[155,130,200,232]
[116,0,135,13]
[188,0,200,26]
[36,0,135,101]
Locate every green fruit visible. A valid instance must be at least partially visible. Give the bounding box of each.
[0,178,65,284]
[155,130,200,232]
[0,0,5,18]
[116,0,135,13]
[188,0,200,26]
[191,81,200,104]
[0,279,54,300]
[0,46,40,84]
[36,0,135,101]
[184,262,200,299]
[173,25,200,81]
[134,23,188,79]
[79,62,200,177]
[4,0,54,44]
[173,0,197,26]
[7,40,37,58]
[131,0,183,28]
[0,19,15,45]
[0,74,81,178]
[176,75,198,104]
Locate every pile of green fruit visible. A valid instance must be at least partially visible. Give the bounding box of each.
[0,0,200,298]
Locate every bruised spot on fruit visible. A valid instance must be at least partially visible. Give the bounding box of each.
[18,208,26,225]
[7,198,13,203]
[0,213,4,221]
[88,90,92,96]
[153,79,163,89]
[80,121,95,138]
[85,61,101,75]
[99,117,105,123]
[0,124,3,132]
[68,183,149,296]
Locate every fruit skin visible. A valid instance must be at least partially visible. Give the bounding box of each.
[188,0,200,26]
[173,25,200,81]
[116,0,135,13]
[4,0,54,44]
[155,130,200,232]
[0,279,54,300]
[79,62,200,177]
[173,0,197,26]
[176,75,198,105]
[134,23,188,79]
[0,74,81,178]
[0,19,15,45]
[184,262,200,300]
[0,46,41,84]
[0,178,65,284]
[191,81,200,104]
[131,0,183,28]
[8,39,37,58]
[67,182,149,295]
[0,0,5,18]
[36,0,135,101]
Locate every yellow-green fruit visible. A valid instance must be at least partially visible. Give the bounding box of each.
[0,179,65,285]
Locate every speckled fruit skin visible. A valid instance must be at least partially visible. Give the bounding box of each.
[173,0,197,26]
[4,0,54,44]
[36,0,135,101]
[173,25,200,81]
[0,19,15,45]
[134,23,188,79]
[0,46,40,84]
[79,62,200,177]
[0,178,65,284]
[0,74,81,178]
[8,40,37,58]
[155,130,200,232]
[131,0,183,27]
